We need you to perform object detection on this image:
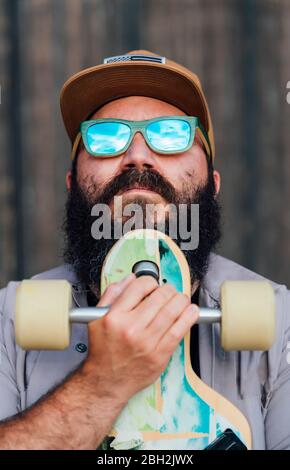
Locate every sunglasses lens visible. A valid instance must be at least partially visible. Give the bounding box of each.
[146,119,191,152]
[86,122,131,155]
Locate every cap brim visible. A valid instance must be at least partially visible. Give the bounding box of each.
[60,62,209,144]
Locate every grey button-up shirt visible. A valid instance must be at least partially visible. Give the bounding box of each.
[0,253,290,449]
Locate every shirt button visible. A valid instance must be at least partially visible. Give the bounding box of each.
[75,343,87,353]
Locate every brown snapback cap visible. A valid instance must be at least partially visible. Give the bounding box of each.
[60,49,215,159]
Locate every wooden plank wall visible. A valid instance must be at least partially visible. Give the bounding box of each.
[0,0,290,288]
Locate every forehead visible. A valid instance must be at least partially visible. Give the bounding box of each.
[91,96,187,120]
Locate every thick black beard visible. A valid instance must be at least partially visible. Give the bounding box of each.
[63,167,221,294]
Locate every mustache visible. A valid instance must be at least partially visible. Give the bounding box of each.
[85,168,180,205]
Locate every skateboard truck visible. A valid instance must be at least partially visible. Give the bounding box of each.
[71,260,221,324]
[132,260,160,282]
[15,259,275,351]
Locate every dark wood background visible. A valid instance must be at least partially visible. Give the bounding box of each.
[1,0,290,288]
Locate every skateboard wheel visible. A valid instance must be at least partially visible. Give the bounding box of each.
[220,281,275,351]
[15,280,72,350]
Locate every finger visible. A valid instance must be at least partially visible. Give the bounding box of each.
[131,286,187,332]
[98,273,135,307]
[142,292,190,339]
[157,304,199,354]
[109,275,159,313]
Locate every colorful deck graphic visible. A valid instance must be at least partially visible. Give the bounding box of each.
[100,230,251,450]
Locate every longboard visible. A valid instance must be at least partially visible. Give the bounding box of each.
[100,229,252,450]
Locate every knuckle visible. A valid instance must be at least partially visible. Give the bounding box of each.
[123,327,138,346]
[104,282,120,297]
[134,275,158,293]
[167,329,181,344]
[158,284,176,301]
[162,283,176,296]
[103,312,118,331]
[143,275,159,290]
[177,293,190,307]
[147,354,161,370]
[161,304,177,321]
[137,341,151,357]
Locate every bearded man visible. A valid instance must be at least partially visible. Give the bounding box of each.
[0,51,289,450]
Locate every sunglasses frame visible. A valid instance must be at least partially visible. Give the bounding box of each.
[71,116,212,160]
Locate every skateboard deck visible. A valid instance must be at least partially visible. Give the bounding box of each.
[100,229,252,450]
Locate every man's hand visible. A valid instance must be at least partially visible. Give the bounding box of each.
[85,274,199,402]
[0,274,198,449]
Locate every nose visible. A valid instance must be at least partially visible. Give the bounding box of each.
[119,131,156,171]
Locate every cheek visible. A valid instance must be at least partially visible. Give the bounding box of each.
[188,151,209,184]
[77,151,120,185]
[157,149,208,188]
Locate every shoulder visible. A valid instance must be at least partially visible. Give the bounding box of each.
[206,252,290,332]
[203,253,287,300]
[203,252,290,346]
[31,264,78,284]
[204,254,290,395]
[0,264,77,321]
[205,252,290,370]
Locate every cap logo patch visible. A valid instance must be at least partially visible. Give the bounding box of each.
[103,54,166,64]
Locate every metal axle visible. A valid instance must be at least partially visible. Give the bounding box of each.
[69,306,221,324]
[69,260,221,325]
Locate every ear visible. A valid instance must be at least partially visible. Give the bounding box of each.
[213,170,221,196]
[66,170,72,191]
